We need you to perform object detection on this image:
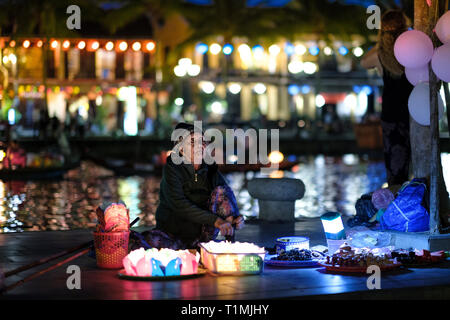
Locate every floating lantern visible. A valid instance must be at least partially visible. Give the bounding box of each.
[122,248,200,277]
[321,212,345,240]
[200,241,265,275]
[275,236,309,254]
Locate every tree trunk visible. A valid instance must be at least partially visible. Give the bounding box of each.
[413,0,449,234]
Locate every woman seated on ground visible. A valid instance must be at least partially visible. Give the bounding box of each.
[139,122,244,250]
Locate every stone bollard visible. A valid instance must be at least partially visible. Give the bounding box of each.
[247,177,305,222]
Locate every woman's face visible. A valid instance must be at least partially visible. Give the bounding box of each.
[181,132,206,165]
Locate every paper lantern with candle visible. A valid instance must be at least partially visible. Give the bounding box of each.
[178,250,201,275]
[122,248,199,277]
[199,241,265,275]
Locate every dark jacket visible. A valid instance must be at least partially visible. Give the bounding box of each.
[155,156,227,245]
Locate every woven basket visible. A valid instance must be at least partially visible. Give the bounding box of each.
[93,231,129,269]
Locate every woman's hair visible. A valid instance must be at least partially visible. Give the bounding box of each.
[378,10,411,77]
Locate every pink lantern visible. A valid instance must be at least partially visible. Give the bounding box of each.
[431,43,450,82]
[405,65,429,85]
[122,248,146,276]
[178,250,200,275]
[122,248,199,277]
[408,82,444,126]
[435,11,450,44]
[394,30,434,68]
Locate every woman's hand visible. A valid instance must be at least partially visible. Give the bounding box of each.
[229,215,245,230]
[214,217,234,236]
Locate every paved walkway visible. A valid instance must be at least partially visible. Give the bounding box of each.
[2,219,450,299]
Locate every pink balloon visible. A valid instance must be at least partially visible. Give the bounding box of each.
[394,30,434,68]
[405,65,429,85]
[435,11,450,44]
[432,43,450,82]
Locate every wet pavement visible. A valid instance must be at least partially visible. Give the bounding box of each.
[2,219,450,300]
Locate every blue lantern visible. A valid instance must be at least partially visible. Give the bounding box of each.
[338,46,349,56]
[309,46,319,56]
[196,43,208,55]
[288,84,300,96]
[223,44,234,55]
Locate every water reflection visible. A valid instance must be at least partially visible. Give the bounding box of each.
[0,154,449,233]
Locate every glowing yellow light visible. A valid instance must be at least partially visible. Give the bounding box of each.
[268,44,280,55]
[62,40,70,49]
[51,40,59,49]
[146,41,155,52]
[132,42,141,51]
[119,41,128,51]
[209,43,221,55]
[105,41,114,51]
[77,41,86,50]
[268,151,284,164]
[269,170,285,179]
[0,150,5,162]
[9,40,16,47]
[36,40,43,48]
[22,40,30,48]
[91,41,99,50]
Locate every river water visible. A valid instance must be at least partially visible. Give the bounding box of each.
[1,154,449,233]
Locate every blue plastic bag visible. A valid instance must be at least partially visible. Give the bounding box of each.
[380,178,429,232]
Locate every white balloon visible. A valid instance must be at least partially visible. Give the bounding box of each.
[408,82,444,126]
[405,65,429,86]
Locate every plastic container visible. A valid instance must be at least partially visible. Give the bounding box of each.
[93,231,130,269]
[327,239,347,255]
[199,243,265,275]
[275,236,310,254]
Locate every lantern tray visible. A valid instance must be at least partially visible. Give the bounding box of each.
[117,268,207,281]
[199,244,265,275]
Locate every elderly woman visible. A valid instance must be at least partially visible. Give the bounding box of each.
[139,123,244,250]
